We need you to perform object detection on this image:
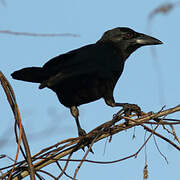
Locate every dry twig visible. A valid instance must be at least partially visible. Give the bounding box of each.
[0,71,35,180]
[0,30,79,37]
[0,71,180,179]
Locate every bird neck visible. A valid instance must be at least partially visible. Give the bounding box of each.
[115,42,141,61]
[97,40,138,61]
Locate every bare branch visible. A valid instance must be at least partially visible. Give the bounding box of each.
[1,72,180,179]
[0,30,79,37]
[0,71,35,180]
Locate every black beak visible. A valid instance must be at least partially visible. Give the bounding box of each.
[136,33,163,46]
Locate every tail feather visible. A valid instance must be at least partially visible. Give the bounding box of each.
[11,67,47,83]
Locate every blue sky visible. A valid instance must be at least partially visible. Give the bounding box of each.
[1,0,180,179]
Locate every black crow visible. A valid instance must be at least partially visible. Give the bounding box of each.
[11,27,163,136]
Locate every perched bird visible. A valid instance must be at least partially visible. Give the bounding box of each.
[11,27,163,136]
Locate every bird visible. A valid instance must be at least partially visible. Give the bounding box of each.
[11,27,163,137]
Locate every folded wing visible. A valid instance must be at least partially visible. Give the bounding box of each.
[39,43,121,89]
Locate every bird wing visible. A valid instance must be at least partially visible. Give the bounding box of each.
[39,43,122,89]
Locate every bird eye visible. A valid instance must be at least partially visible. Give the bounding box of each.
[124,33,133,39]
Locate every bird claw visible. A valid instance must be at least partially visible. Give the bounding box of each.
[78,128,94,154]
[80,139,94,154]
[122,103,142,117]
[87,144,94,154]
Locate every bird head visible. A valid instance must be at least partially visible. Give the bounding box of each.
[98,27,163,59]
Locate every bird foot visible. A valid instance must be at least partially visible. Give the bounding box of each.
[78,128,87,137]
[121,103,142,117]
[78,128,94,154]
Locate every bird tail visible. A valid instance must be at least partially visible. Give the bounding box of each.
[11,67,47,83]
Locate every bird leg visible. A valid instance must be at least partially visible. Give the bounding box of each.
[70,106,87,137]
[105,98,142,117]
[70,106,94,153]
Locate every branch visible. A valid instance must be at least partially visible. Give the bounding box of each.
[0,71,35,180]
[0,30,79,37]
[1,71,180,179]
